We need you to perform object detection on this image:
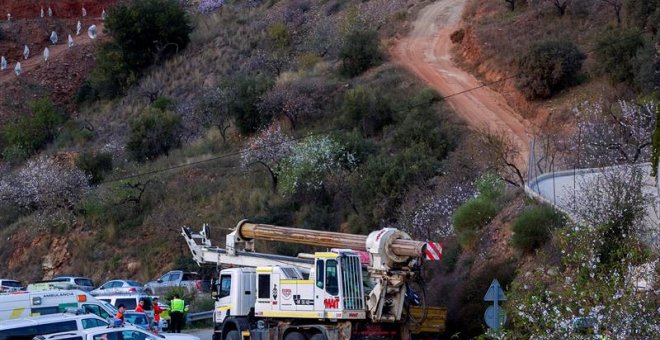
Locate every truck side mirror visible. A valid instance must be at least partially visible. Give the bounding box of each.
[211,291,218,299]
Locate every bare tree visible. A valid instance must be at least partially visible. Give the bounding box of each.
[240,124,294,191]
[599,0,623,25]
[257,77,333,130]
[196,88,233,142]
[571,100,656,168]
[505,0,516,11]
[477,130,526,187]
[548,0,571,16]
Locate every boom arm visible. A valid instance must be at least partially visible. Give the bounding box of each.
[182,225,314,269]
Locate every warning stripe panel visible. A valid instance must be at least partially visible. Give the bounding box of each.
[424,242,442,260]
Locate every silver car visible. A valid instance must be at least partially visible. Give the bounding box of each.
[0,279,22,293]
[90,280,144,296]
[52,276,95,292]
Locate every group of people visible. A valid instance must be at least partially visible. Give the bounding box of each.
[113,295,187,333]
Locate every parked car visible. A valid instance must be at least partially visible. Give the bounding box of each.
[95,294,152,312]
[35,325,200,340]
[143,271,206,296]
[52,277,95,292]
[90,281,144,296]
[27,280,77,291]
[0,313,108,339]
[0,279,23,293]
[123,312,152,332]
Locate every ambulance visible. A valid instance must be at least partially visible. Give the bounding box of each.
[0,290,117,321]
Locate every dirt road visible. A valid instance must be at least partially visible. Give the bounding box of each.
[392,0,531,163]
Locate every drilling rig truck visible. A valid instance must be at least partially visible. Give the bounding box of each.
[182,220,446,340]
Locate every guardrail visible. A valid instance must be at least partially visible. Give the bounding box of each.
[186,310,214,322]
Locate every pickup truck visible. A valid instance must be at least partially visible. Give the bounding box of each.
[143,270,208,295]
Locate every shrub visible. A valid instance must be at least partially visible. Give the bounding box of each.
[474,173,505,200]
[450,29,464,44]
[1,98,66,161]
[127,107,183,162]
[277,136,356,195]
[87,42,133,99]
[268,22,291,50]
[341,86,392,136]
[339,29,383,77]
[76,151,113,184]
[516,40,585,99]
[512,205,564,253]
[224,75,273,135]
[106,0,192,71]
[593,29,644,85]
[453,197,499,248]
[89,0,192,98]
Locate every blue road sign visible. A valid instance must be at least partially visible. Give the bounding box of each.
[484,279,507,301]
[484,305,507,329]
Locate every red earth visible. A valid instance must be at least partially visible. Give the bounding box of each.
[0,0,117,20]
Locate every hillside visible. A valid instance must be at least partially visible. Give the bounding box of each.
[0,0,657,338]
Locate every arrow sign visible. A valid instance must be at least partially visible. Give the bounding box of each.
[484,279,507,302]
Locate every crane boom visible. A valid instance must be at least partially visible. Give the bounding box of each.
[237,221,428,258]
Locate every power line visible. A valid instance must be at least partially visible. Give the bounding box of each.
[0,128,339,202]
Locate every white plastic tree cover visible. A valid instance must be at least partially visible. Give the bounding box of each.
[88,25,97,39]
[40,7,44,18]
[68,35,74,48]
[77,21,82,35]
[1,56,7,70]
[48,7,52,17]
[82,7,87,17]
[44,47,50,62]
[14,62,21,76]
[50,31,58,45]
[23,45,29,60]
[102,10,107,20]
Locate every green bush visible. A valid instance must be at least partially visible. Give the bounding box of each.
[339,29,383,77]
[88,0,192,99]
[127,107,183,162]
[453,197,499,248]
[516,40,585,99]
[511,204,564,253]
[87,42,133,99]
[474,173,505,200]
[106,0,192,71]
[593,29,644,85]
[341,86,392,136]
[76,151,113,184]
[224,75,273,135]
[1,98,66,161]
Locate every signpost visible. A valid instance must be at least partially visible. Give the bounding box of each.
[484,279,507,331]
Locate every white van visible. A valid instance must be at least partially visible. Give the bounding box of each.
[0,290,117,321]
[0,313,108,340]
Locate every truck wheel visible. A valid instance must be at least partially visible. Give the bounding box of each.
[225,330,240,340]
[284,332,306,340]
[309,334,327,340]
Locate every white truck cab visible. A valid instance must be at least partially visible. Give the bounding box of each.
[0,290,117,321]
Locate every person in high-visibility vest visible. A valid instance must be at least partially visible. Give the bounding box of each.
[169,294,188,333]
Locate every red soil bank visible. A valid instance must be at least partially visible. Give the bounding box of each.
[0,0,117,19]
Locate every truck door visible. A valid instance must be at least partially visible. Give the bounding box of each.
[313,259,341,313]
[215,274,232,324]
